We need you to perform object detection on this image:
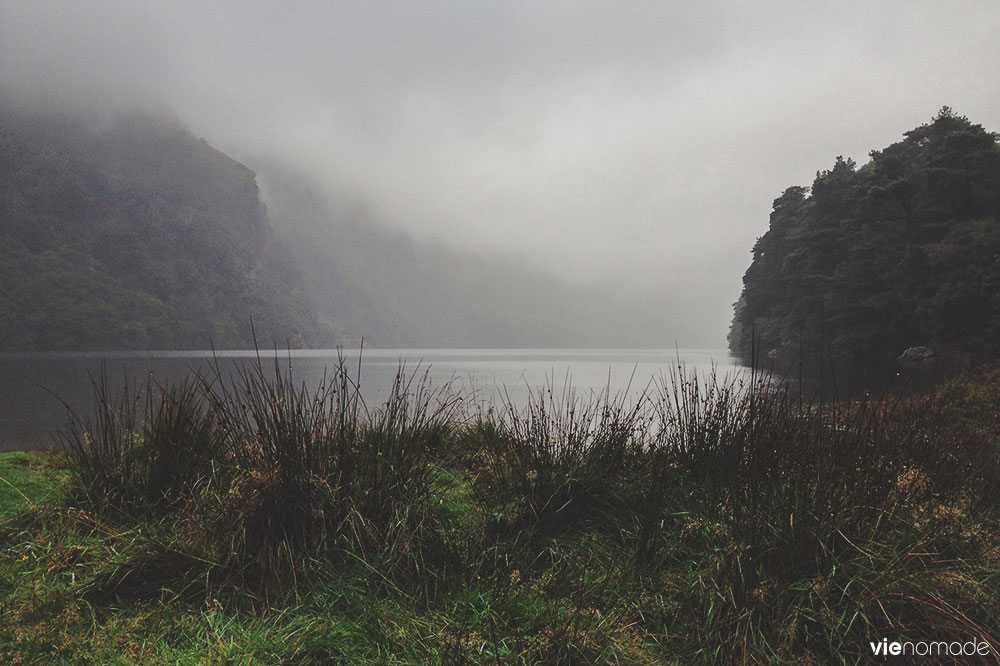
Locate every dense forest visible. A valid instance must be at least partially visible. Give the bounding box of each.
[0,106,335,350]
[730,108,1000,375]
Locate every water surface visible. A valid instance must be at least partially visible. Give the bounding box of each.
[0,348,743,451]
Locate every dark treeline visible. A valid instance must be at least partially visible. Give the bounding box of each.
[731,108,1000,379]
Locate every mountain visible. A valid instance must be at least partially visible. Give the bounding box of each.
[730,108,1000,374]
[0,106,339,350]
[0,103,685,352]
[258,164,681,348]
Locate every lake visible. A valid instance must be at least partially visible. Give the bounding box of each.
[0,348,744,451]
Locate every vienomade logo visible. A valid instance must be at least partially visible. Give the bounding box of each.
[870,637,993,658]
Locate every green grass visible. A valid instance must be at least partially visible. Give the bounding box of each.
[2,362,1000,663]
[0,451,68,521]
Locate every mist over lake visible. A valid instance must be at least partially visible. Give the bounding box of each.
[0,347,741,452]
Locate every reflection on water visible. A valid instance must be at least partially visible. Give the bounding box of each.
[0,348,744,451]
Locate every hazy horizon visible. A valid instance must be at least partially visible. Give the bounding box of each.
[3,1,999,347]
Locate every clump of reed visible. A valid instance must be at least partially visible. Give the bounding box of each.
[53,354,1000,662]
[205,357,460,586]
[459,362,1000,661]
[638,366,1000,662]
[470,380,652,541]
[59,370,219,514]
[60,353,459,592]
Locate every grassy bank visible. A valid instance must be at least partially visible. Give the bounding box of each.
[1,360,999,664]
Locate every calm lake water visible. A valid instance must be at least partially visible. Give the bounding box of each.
[0,348,744,451]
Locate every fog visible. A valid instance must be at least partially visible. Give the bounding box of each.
[3,1,999,346]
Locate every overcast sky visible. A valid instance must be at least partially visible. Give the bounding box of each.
[3,1,999,345]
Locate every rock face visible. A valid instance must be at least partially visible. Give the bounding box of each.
[896,345,964,383]
[897,346,937,366]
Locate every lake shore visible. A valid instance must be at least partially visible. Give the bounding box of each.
[2,364,998,663]
[0,348,743,452]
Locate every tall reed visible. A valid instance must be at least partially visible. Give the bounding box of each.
[60,369,218,512]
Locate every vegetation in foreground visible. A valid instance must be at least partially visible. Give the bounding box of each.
[1,359,999,664]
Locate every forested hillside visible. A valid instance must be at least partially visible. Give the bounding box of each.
[0,107,336,350]
[731,108,1000,372]
[0,104,680,352]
